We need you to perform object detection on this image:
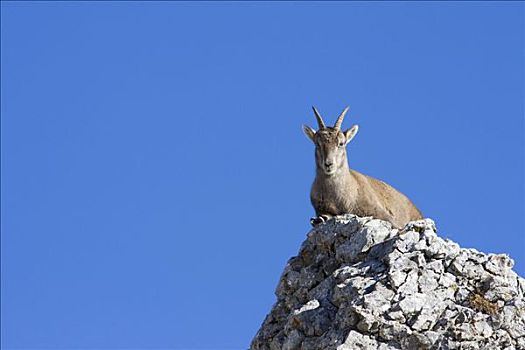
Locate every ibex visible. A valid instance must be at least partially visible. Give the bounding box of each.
[303,106,422,229]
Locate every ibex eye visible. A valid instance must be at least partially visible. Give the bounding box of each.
[339,142,344,147]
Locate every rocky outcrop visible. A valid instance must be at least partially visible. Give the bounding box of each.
[251,215,525,350]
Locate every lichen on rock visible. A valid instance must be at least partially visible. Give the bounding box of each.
[251,215,525,350]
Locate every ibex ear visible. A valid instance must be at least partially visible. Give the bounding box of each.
[344,125,359,145]
[303,125,316,143]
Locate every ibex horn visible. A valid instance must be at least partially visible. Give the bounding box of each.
[312,106,326,129]
[334,106,349,130]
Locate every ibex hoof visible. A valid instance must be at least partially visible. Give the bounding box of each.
[310,215,330,226]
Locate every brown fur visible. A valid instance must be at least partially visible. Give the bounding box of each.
[304,110,422,229]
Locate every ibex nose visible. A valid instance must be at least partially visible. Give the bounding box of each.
[324,160,333,168]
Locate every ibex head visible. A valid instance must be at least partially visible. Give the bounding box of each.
[303,106,359,176]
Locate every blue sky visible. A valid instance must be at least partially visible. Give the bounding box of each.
[1,2,523,349]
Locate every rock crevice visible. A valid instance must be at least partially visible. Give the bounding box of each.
[251,215,525,350]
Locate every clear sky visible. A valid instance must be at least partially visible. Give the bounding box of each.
[1,2,523,349]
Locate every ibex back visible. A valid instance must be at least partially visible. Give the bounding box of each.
[303,106,422,228]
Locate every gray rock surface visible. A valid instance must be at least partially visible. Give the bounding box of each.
[251,215,525,350]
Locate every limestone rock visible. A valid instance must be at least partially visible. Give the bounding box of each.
[251,214,525,350]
